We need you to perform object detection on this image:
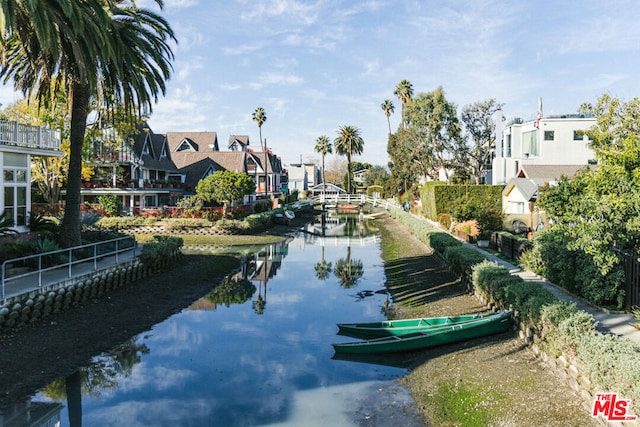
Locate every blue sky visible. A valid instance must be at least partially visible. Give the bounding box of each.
[2,0,640,167]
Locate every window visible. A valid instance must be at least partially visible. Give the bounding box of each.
[2,153,28,227]
[522,130,539,156]
[544,131,555,141]
[573,130,584,141]
[506,135,512,157]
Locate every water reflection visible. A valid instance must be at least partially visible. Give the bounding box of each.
[29,216,419,426]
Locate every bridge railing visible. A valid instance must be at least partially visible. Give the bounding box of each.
[310,194,393,209]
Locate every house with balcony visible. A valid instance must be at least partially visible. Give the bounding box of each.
[78,125,285,214]
[0,120,62,232]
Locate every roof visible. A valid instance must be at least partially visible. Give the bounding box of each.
[228,135,249,150]
[503,178,539,200]
[516,165,587,185]
[166,132,219,153]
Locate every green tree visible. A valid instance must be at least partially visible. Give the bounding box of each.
[405,86,462,182]
[314,134,332,193]
[387,127,421,193]
[334,125,364,193]
[461,99,504,184]
[196,171,256,216]
[363,165,389,187]
[381,99,395,134]
[252,107,268,197]
[0,1,175,247]
[394,80,413,128]
[536,94,640,308]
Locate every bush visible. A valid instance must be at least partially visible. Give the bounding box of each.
[96,216,158,230]
[437,213,452,230]
[140,236,183,267]
[427,232,462,256]
[443,245,487,277]
[98,194,122,216]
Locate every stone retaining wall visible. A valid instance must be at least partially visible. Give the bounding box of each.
[0,250,181,333]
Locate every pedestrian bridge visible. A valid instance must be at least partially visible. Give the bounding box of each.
[309,194,394,210]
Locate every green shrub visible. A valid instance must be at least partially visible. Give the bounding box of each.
[96,216,158,229]
[437,213,452,230]
[98,194,122,216]
[140,236,183,266]
[443,245,487,277]
[575,333,640,409]
[427,232,462,256]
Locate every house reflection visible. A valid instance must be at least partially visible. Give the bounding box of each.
[0,399,63,427]
[190,240,290,313]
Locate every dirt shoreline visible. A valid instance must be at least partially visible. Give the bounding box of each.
[376,215,598,426]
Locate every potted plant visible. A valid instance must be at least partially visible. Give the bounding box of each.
[455,220,480,243]
[477,230,490,248]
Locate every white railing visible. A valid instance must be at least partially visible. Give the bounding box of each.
[0,120,61,151]
[311,194,392,209]
[1,236,136,299]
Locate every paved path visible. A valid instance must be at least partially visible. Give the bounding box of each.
[1,249,138,302]
[465,241,640,344]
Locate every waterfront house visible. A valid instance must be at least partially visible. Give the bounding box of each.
[0,120,62,232]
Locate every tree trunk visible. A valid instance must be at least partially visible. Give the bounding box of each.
[59,80,90,247]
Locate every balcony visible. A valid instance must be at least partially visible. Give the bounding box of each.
[0,120,61,154]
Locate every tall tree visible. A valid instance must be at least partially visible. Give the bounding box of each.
[0,1,175,247]
[334,125,364,193]
[314,135,332,194]
[393,80,413,128]
[381,99,395,134]
[405,86,462,182]
[252,107,268,197]
[461,99,504,184]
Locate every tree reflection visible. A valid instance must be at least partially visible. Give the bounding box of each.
[333,246,364,288]
[205,277,256,307]
[42,339,150,427]
[314,244,332,280]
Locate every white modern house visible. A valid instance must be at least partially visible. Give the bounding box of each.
[492,114,596,185]
[0,120,62,232]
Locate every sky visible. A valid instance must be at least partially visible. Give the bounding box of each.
[2,0,640,167]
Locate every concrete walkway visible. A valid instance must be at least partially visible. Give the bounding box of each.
[1,249,138,302]
[464,241,640,345]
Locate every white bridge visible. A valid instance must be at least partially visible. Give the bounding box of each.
[310,194,393,210]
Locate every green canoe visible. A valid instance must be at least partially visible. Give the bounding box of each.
[337,311,509,338]
[332,310,512,355]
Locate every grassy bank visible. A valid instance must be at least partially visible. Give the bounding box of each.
[376,215,596,427]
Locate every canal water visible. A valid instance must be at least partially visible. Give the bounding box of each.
[28,216,426,426]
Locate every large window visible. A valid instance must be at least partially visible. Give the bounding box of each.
[506,135,512,157]
[2,153,29,227]
[522,130,539,156]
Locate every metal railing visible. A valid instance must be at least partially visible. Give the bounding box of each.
[1,236,137,299]
[0,120,61,151]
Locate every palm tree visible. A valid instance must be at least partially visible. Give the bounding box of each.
[333,125,364,194]
[314,135,332,197]
[394,80,413,128]
[252,107,268,198]
[381,99,395,134]
[0,1,175,247]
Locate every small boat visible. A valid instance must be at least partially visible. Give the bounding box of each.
[332,311,512,355]
[337,311,508,338]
